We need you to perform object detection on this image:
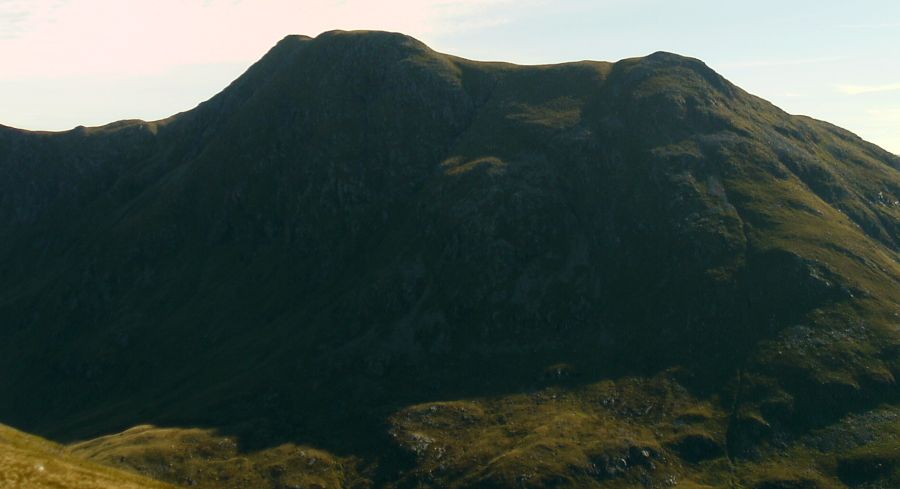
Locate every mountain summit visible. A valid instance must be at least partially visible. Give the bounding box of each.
[0,31,898,488]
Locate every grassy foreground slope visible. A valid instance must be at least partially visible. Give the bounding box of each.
[0,31,897,488]
[68,425,367,489]
[0,423,172,489]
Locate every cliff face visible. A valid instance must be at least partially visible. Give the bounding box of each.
[0,30,898,488]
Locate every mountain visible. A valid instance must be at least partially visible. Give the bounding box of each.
[0,30,898,488]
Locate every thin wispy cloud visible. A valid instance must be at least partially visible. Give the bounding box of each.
[0,0,529,79]
[0,10,28,39]
[837,83,900,95]
[0,0,32,39]
[428,0,523,34]
[719,56,844,69]
[0,0,67,39]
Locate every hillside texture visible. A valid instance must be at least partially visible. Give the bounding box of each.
[0,423,173,489]
[0,31,898,488]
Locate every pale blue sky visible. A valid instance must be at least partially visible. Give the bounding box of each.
[0,0,897,153]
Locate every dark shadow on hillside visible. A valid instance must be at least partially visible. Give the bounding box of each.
[3,246,863,463]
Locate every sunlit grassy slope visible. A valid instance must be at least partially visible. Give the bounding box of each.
[0,31,897,488]
[68,425,366,489]
[0,423,172,489]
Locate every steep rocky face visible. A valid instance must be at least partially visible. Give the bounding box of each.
[0,30,897,488]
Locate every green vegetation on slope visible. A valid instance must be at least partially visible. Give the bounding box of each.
[69,425,367,489]
[0,423,172,489]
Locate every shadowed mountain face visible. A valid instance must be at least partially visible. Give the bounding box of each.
[1,31,898,488]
